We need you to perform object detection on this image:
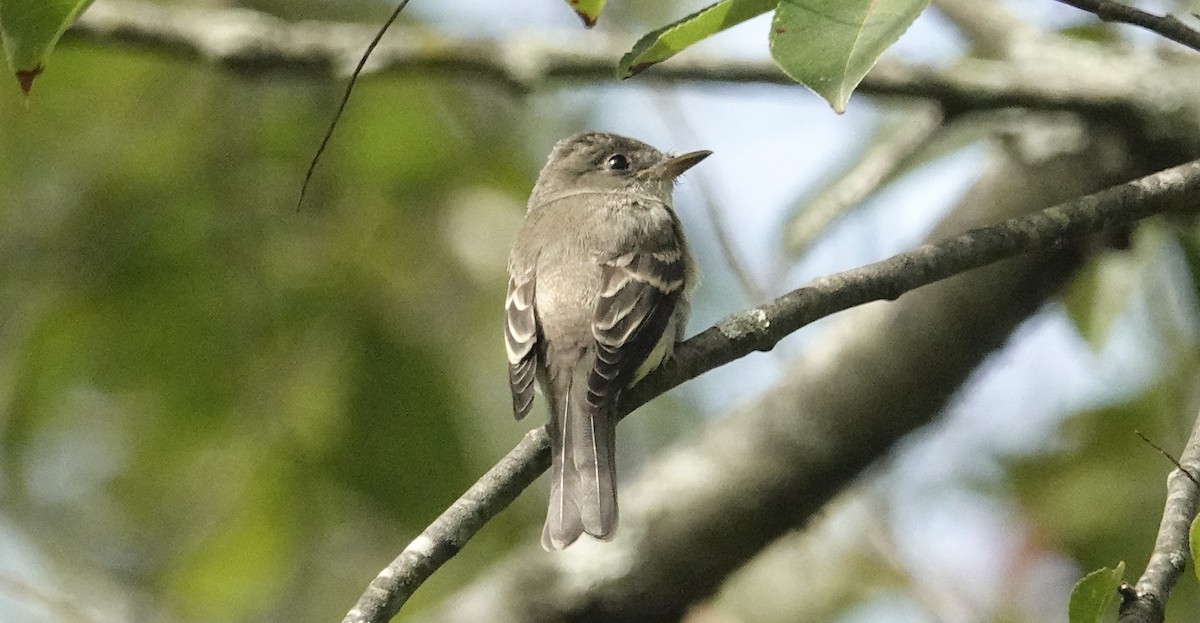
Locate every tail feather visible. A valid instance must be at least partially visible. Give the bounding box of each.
[543,386,584,550]
[574,382,617,538]
[541,358,618,549]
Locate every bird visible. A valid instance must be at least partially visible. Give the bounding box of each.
[504,132,710,550]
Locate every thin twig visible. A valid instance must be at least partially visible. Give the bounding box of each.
[345,158,1200,623]
[781,102,944,259]
[1135,429,1200,488]
[931,0,1042,57]
[0,573,103,623]
[1118,408,1200,622]
[1053,0,1200,54]
[297,0,413,211]
[340,430,549,623]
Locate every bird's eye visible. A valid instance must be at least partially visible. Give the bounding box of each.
[605,153,630,171]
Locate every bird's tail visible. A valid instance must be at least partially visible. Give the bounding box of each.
[542,360,618,550]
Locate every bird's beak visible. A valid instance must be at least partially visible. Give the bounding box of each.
[640,150,712,179]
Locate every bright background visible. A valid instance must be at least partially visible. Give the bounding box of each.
[2,0,1199,621]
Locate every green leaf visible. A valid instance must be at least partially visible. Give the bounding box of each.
[769,0,928,113]
[563,0,608,27]
[1058,23,1119,44]
[618,0,779,79]
[1063,224,1166,350]
[1191,516,1200,585]
[0,0,95,94]
[1068,562,1125,623]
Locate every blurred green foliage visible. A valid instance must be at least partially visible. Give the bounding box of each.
[0,17,568,621]
[1006,345,1200,620]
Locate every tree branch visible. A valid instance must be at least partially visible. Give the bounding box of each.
[68,0,1185,121]
[1118,409,1200,622]
[342,430,549,623]
[781,102,944,258]
[931,0,1042,57]
[420,117,1145,622]
[1053,0,1200,55]
[344,154,1200,622]
[626,156,1200,413]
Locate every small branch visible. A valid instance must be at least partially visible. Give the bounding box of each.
[344,158,1200,623]
[1135,429,1200,488]
[341,430,549,623]
[781,102,944,259]
[69,0,753,88]
[931,0,1042,57]
[625,158,1200,412]
[1119,410,1200,622]
[298,0,414,211]
[1053,0,1200,54]
[0,573,101,623]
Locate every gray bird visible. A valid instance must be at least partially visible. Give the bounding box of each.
[505,132,709,550]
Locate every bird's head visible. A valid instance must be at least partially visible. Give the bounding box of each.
[529,132,710,207]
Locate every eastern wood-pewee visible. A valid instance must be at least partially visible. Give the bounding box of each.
[505,132,710,550]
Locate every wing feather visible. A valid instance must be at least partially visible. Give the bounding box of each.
[587,249,684,410]
[565,247,685,539]
[505,273,538,420]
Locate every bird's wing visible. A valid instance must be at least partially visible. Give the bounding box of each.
[560,247,684,538]
[589,247,686,402]
[504,271,538,421]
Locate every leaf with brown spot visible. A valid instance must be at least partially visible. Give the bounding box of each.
[770,0,929,112]
[1,0,95,95]
[564,0,607,27]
